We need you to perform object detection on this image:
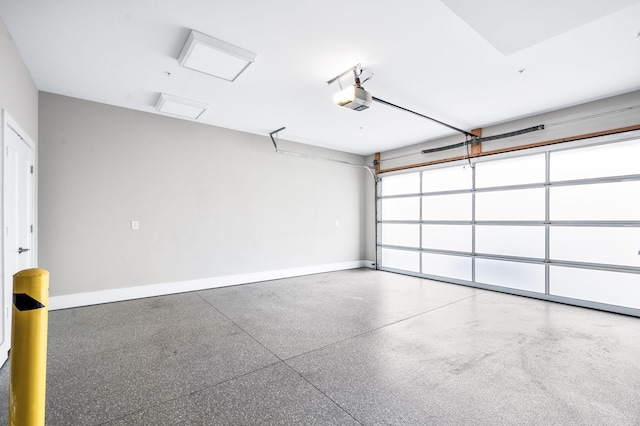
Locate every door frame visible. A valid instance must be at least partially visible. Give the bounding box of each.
[1,109,37,363]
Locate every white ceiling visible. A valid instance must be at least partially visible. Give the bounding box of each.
[1,0,639,155]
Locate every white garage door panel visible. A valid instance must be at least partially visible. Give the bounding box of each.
[381,224,420,248]
[475,153,545,188]
[422,165,472,192]
[381,172,420,196]
[550,181,640,221]
[551,139,640,181]
[476,225,545,259]
[550,227,640,267]
[422,253,472,281]
[381,248,420,273]
[475,188,545,221]
[550,266,640,310]
[476,259,545,293]
[422,193,472,221]
[381,197,420,221]
[421,224,471,252]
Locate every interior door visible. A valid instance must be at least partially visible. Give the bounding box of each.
[2,115,35,365]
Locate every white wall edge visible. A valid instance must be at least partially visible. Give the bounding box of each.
[48,260,369,311]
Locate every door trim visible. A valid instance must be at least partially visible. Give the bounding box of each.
[2,109,37,364]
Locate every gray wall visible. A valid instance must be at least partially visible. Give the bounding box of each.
[0,16,38,139]
[0,15,38,292]
[39,93,368,297]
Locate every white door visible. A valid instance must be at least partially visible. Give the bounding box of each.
[1,113,35,365]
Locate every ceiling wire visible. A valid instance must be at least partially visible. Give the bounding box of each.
[268,127,376,179]
[464,135,474,169]
[277,149,376,179]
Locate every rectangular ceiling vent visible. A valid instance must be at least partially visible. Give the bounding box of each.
[178,30,257,82]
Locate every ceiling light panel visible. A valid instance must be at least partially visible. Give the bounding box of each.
[178,30,257,81]
[155,93,208,119]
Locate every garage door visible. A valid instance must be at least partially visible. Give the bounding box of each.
[377,131,640,316]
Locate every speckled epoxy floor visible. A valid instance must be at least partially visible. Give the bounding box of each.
[1,268,639,425]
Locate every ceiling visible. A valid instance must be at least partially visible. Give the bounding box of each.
[1,0,639,155]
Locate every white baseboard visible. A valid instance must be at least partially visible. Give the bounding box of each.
[48,260,369,311]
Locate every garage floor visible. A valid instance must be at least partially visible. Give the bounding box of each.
[1,269,639,425]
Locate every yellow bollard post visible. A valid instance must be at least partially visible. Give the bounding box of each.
[9,268,49,426]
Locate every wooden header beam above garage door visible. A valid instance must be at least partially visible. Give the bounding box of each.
[375,123,640,174]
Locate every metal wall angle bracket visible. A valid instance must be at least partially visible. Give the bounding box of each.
[269,126,286,151]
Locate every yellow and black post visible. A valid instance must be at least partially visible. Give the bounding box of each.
[9,268,49,426]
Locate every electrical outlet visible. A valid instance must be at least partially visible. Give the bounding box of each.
[131,220,139,230]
